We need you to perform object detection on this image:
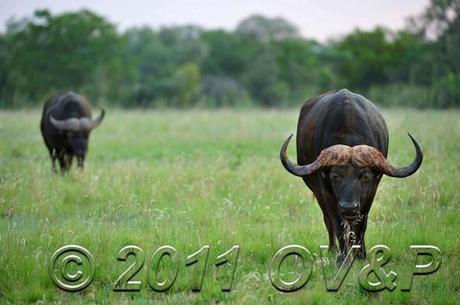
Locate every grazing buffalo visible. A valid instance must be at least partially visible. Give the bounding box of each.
[280,89,422,261]
[40,92,105,173]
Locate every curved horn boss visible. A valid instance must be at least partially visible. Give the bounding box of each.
[49,116,81,131]
[50,107,105,132]
[280,134,352,176]
[281,133,423,178]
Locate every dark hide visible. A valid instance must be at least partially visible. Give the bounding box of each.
[40,92,97,173]
[290,89,394,261]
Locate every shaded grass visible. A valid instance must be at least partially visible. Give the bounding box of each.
[0,108,459,304]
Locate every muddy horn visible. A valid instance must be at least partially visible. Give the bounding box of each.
[49,117,81,131]
[374,133,423,178]
[280,134,352,177]
[80,107,105,130]
[50,107,105,131]
[280,133,422,178]
[86,107,105,130]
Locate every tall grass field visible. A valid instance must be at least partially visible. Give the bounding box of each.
[0,109,459,304]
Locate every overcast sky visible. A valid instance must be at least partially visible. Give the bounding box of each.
[0,0,429,41]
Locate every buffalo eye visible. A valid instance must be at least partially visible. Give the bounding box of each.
[330,172,343,181]
[359,170,372,182]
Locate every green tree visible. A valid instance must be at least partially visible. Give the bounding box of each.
[121,26,206,107]
[171,63,201,107]
[242,50,287,106]
[409,0,460,106]
[201,30,248,77]
[333,27,396,89]
[0,33,7,102]
[274,38,337,101]
[2,9,123,107]
[420,0,460,73]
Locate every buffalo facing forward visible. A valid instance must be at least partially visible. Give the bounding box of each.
[280,89,422,261]
[40,92,105,173]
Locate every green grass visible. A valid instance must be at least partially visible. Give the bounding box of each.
[0,108,459,304]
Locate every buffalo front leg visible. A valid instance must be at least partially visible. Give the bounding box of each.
[355,215,368,259]
[49,149,57,173]
[66,153,73,170]
[332,215,348,265]
[315,193,337,252]
[324,214,337,252]
[57,151,70,174]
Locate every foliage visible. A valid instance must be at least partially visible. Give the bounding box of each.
[0,1,459,108]
[1,9,123,107]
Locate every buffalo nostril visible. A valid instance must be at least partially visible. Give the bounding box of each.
[339,202,359,217]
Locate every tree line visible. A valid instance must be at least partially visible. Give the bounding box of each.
[0,0,458,108]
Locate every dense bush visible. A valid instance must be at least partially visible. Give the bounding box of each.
[368,84,431,108]
[430,73,460,108]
